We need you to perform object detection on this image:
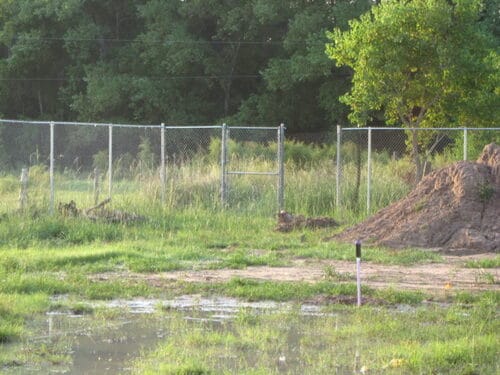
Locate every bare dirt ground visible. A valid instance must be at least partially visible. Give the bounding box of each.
[169,255,498,293]
[99,253,498,295]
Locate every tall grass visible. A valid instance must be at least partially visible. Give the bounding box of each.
[0,139,414,222]
[1,138,463,222]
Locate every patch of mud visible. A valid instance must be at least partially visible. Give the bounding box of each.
[305,295,387,306]
[334,143,500,252]
[93,253,499,294]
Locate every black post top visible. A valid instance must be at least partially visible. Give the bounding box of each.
[355,240,361,258]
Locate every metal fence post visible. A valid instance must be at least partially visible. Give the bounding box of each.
[93,167,100,205]
[19,167,29,211]
[49,121,55,214]
[366,127,372,215]
[160,122,166,204]
[277,123,285,212]
[220,123,228,207]
[336,125,342,210]
[108,124,113,198]
[463,127,468,161]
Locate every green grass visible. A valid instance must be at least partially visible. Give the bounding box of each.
[202,278,363,301]
[465,255,500,269]
[131,294,498,375]
[0,146,496,374]
[179,277,428,305]
[289,240,442,265]
[0,293,49,343]
[0,202,475,348]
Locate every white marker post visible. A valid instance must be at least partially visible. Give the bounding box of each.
[356,240,362,307]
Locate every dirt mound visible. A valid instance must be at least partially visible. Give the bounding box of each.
[335,143,500,252]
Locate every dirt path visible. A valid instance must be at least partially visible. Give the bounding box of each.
[113,253,499,295]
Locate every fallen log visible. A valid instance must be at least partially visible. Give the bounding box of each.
[84,197,111,216]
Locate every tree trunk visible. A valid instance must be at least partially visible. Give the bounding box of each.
[354,132,362,212]
[410,128,422,184]
[400,106,429,185]
[38,87,44,116]
[223,42,241,117]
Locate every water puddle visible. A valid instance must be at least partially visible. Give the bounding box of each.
[0,296,344,374]
[53,315,165,374]
[2,312,169,374]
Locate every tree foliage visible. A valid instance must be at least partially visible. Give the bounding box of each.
[327,0,499,179]
[0,0,497,170]
[0,0,376,169]
[231,0,372,130]
[0,1,373,127]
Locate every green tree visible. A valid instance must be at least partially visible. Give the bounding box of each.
[327,0,499,181]
[65,0,145,122]
[0,0,73,119]
[232,0,372,132]
[479,0,500,39]
[133,0,277,125]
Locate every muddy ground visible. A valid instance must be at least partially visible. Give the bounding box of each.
[95,252,498,296]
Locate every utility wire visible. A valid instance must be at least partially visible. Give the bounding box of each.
[0,72,351,82]
[0,75,262,81]
[11,36,328,46]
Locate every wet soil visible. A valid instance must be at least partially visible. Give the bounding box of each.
[95,253,499,295]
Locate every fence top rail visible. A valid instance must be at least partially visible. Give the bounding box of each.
[0,119,282,130]
[227,126,280,130]
[161,125,221,129]
[340,126,500,131]
[0,119,219,129]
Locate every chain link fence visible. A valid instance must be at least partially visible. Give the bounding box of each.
[1,119,498,219]
[335,126,500,216]
[222,125,285,210]
[0,120,284,215]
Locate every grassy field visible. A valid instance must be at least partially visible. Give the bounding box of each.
[0,207,497,374]
[0,143,498,374]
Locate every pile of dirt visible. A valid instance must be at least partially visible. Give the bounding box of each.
[335,143,500,252]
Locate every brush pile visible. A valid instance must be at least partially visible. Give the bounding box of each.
[275,210,338,232]
[58,198,145,224]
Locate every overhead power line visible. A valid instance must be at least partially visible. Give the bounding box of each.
[0,74,262,82]
[12,35,328,46]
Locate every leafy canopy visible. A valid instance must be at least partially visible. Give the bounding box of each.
[326,0,500,128]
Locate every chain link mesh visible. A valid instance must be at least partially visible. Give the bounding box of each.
[224,126,282,212]
[1,120,498,217]
[336,127,500,216]
[0,120,282,215]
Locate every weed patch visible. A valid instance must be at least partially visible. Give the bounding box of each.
[465,256,500,269]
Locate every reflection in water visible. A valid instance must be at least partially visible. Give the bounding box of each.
[66,318,166,375]
[1,312,168,375]
[2,296,358,374]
